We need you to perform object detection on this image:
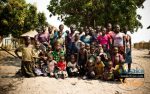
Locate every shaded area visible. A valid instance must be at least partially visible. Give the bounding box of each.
[0,56,21,67]
[0,78,23,94]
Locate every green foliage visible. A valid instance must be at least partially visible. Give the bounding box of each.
[47,0,145,32]
[23,4,38,31]
[0,0,47,37]
[37,12,47,27]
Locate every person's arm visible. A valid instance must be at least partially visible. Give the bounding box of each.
[108,35,111,50]
[129,35,132,54]
[102,61,105,68]
[48,34,50,44]
[123,34,126,54]
[63,38,66,51]
[112,35,114,48]
[77,50,79,66]
[14,46,22,59]
[64,61,67,70]
[85,50,88,67]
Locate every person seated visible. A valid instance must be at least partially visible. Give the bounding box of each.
[39,51,48,76]
[67,54,79,77]
[33,41,43,75]
[47,54,57,77]
[94,56,105,79]
[51,42,65,62]
[83,59,95,79]
[55,56,68,79]
[98,45,109,67]
[103,60,114,81]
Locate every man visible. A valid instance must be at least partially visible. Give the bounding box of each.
[123,26,132,72]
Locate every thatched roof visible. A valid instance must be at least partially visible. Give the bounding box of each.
[21,30,38,38]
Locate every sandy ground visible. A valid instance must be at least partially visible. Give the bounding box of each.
[0,49,150,94]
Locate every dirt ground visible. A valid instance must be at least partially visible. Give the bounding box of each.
[0,49,150,94]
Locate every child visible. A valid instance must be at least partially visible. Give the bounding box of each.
[15,36,35,77]
[39,51,48,76]
[95,44,103,56]
[85,43,90,54]
[33,41,42,65]
[74,33,82,51]
[55,31,65,50]
[77,42,88,76]
[33,41,43,76]
[112,47,125,81]
[52,42,65,62]
[67,54,79,77]
[97,27,111,53]
[71,33,81,54]
[80,28,92,44]
[79,27,85,38]
[47,45,53,54]
[83,59,95,79]
[94,56,105,79]
[65,30,71,62]
[87,45,97,63]
[103,60,114,81]
[55,55,68,79]
[47,54,57,77]
[98,45,109,67]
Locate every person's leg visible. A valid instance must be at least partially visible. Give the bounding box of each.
[27,62,35,77]
[54,73,58,79]
[21,61,27,77]
[128,63,131,72]
[66,67,72,77]
[73,72,79,77]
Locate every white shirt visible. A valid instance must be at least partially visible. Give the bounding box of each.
[70,31,79,42]
[113,32,125,46]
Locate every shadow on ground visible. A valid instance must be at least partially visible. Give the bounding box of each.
[0,56,21,67]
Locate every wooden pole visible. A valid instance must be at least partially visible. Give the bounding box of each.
[0,47,18,58]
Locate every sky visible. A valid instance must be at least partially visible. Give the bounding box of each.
[26,0,150,43]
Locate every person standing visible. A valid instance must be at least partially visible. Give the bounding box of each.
[113,24,126,58]
[15,36,35,77]
[123,26,132,72]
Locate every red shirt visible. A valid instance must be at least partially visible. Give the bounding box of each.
[106,31,114,44]
[57,61,66,71]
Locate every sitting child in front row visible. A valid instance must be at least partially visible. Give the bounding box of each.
[47,54,57,77]
[94,56,105,79]
[39,51,48,76]
[55,55,68,79]
[67,54,79,77]
[103,60,114,81]
[83,59,95,79]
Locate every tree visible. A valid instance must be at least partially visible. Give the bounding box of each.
[0,0,47,37]
[37,12,47,27]
[47,0,145,32]
[23,4,39,32]
[0,0,27,37]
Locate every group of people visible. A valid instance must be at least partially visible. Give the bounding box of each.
[15,23,132,82]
